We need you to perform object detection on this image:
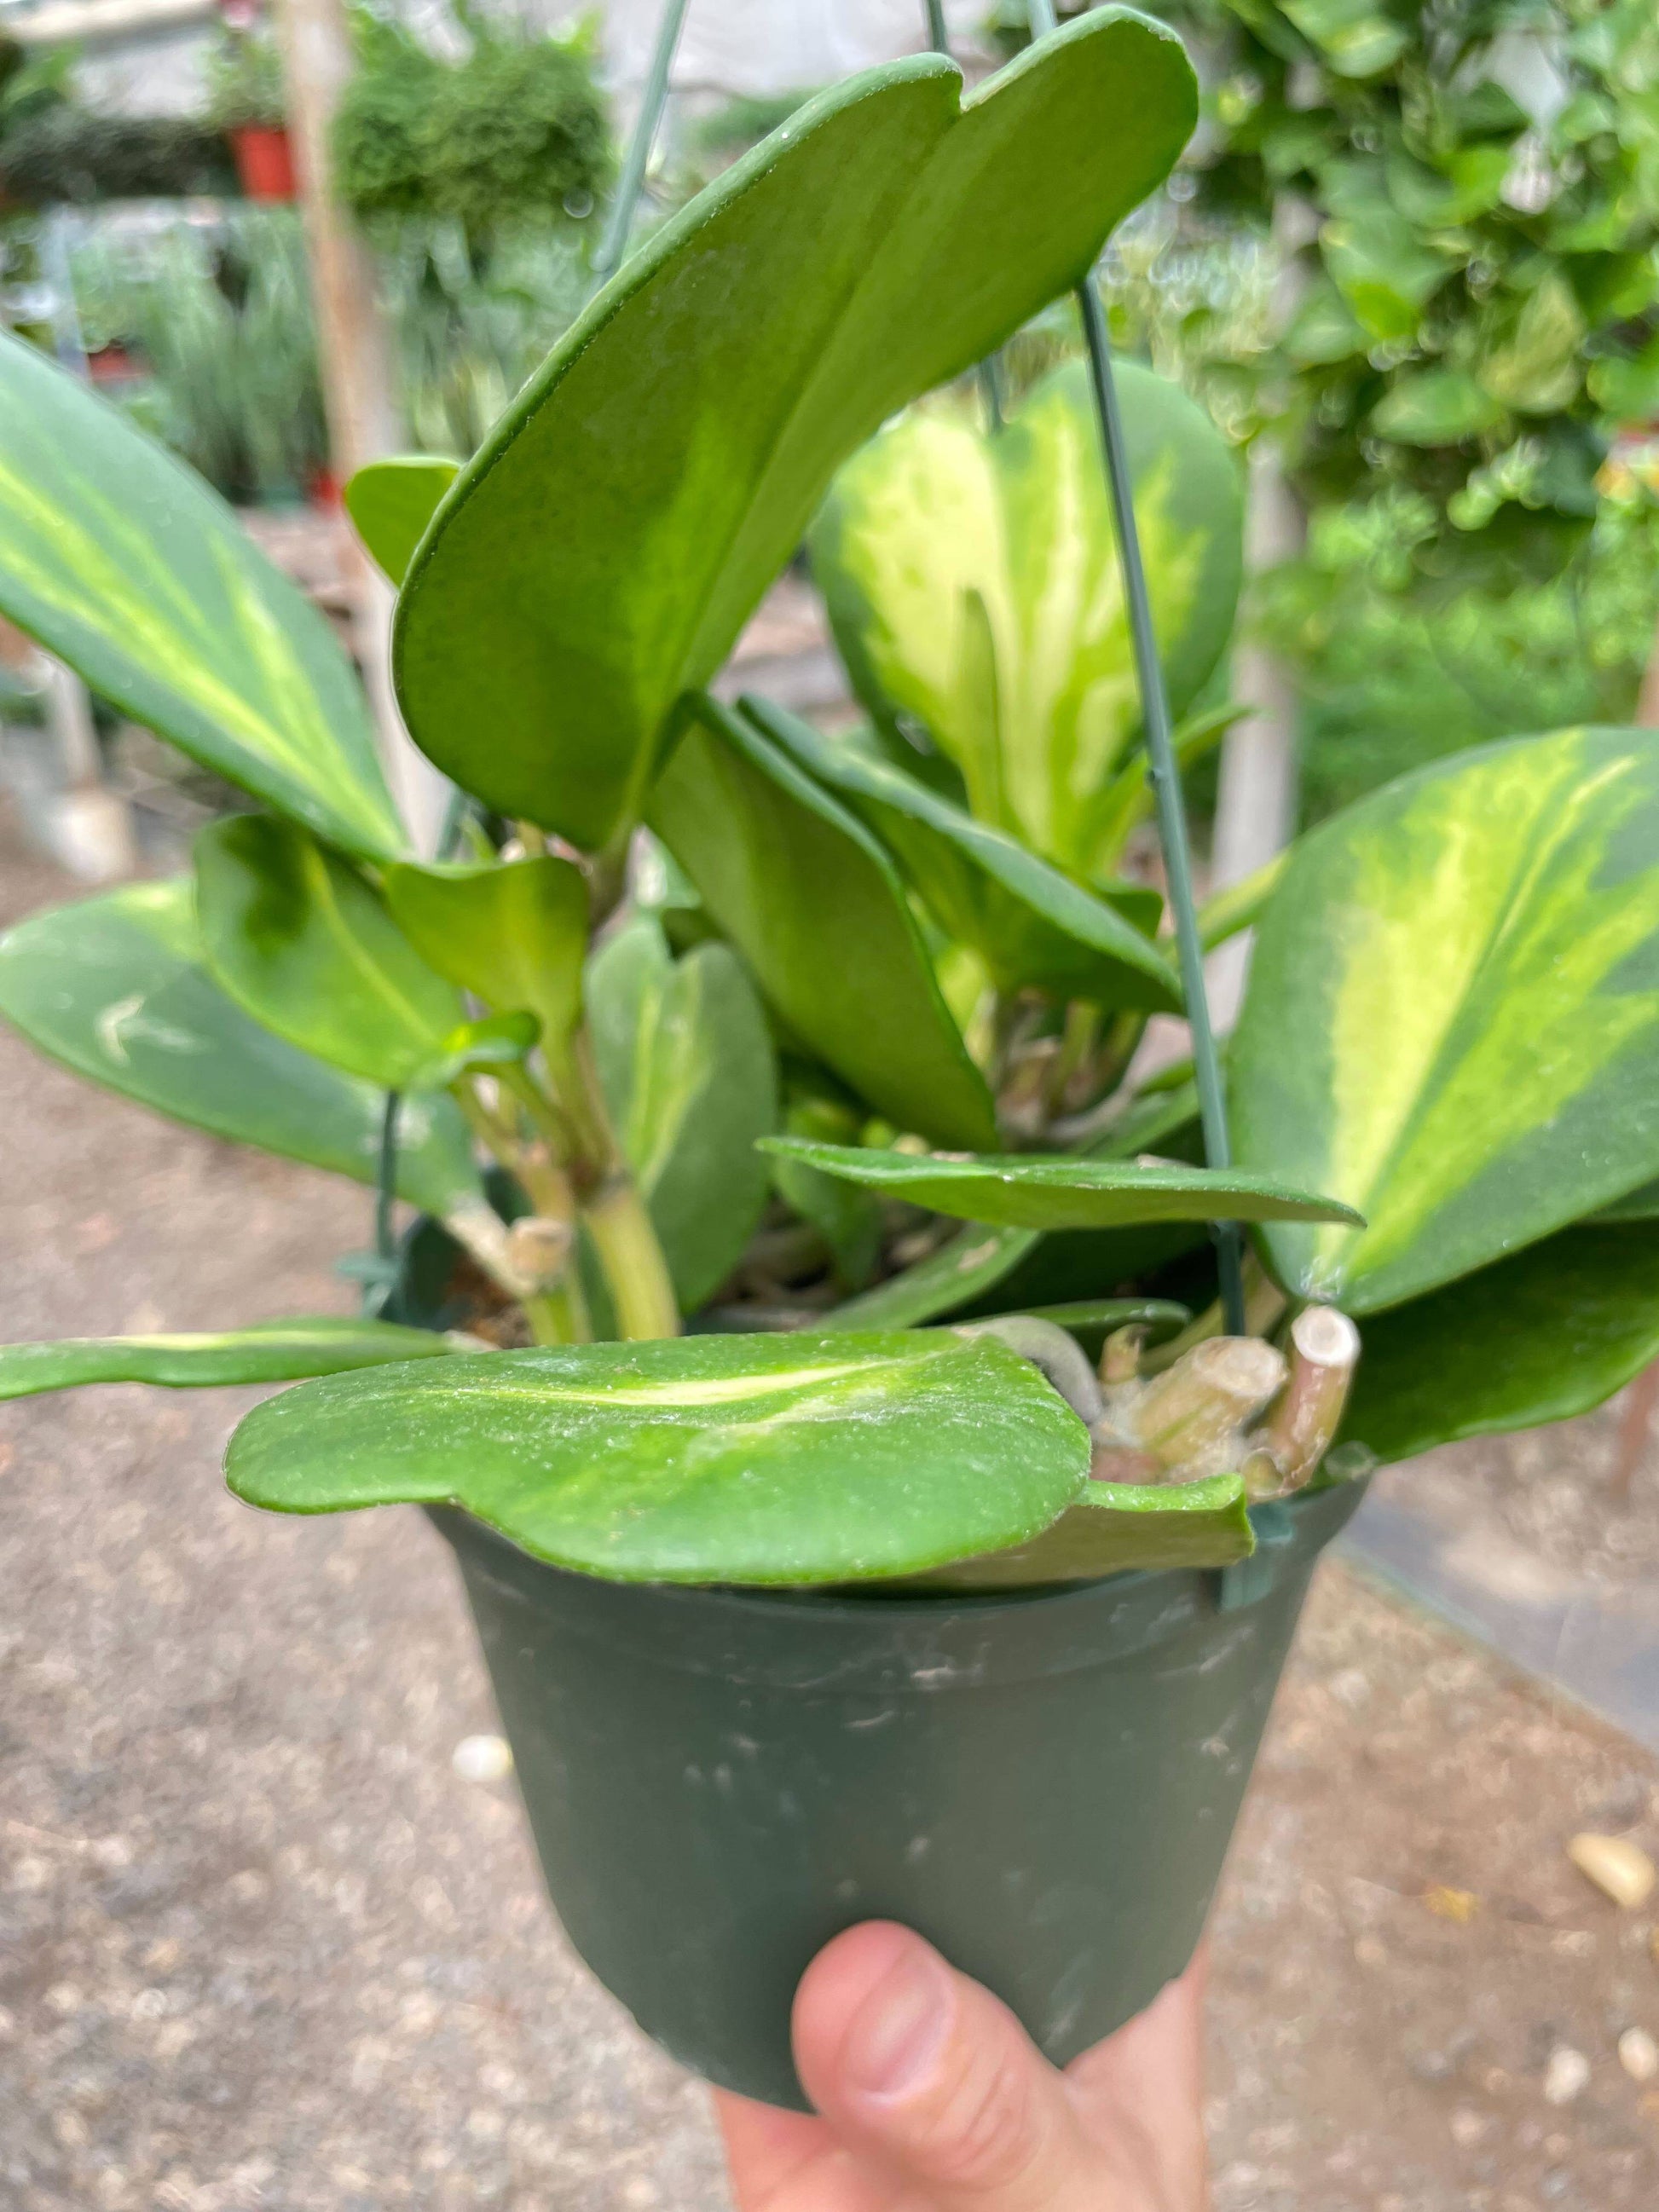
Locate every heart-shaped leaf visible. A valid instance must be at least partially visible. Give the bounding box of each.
[0,329,404,860]
[911,1472,1255,1587]
[0,1317,459,1402]
[761,1139,1363,1233]
[384,854,588,1059]
[225,1331,1091,1584]
[1233,728,1659,1314]
[393,13,1197,850]
[587,917,777,1310]
[195,816,465,1092]
[344,456,459,586]
[1340,1223,1659,1464]
[809,358,1241,882]
[739,696,1179,1011]
[650,702,999,1150]
[0,881,479,1215]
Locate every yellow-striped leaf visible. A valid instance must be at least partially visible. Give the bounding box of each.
[0,329,403,859]
[225,1331,1091,1585]
[195,816,465,1092]
[810,359,1242,882]
[393,13,1197,852]
[0,881,479,1214]
[1234,728,1659,1313]
[587,917,777,1310]
[0,1318,458,1401]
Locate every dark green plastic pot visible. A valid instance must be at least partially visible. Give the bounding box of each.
[428,1474,1365,2110]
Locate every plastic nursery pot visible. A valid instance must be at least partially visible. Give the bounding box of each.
[229,125,296,202]
[427,1476,1367,2111]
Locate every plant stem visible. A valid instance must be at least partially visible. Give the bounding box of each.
[583,1175,681,1339]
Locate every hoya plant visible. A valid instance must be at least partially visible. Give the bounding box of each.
[2,9,1657,1599]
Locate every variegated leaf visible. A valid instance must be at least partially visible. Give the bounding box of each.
[194,817,466,1091]
[587,917,777,1310]
[0,329,403,859]
[810,358,1242,882]
[224,1331,1091,1585]
[0,1318,459,1401]
[1234,728,1659,1313]
[0,881,480,1215]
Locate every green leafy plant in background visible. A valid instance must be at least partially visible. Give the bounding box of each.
[3,11,1659,1595]
[0,109,235,206]
[72,210,327,505]
[333,9,610,240]
[1001,0,1659,594]
[204,24,286,132]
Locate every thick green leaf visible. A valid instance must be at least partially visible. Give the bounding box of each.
[344,456,459,586]
[225,1331,1091,1584]
[1233,728,1659,1314]
[761,1139,1363,1233]
[809,357,1241,882]
[394,14,1197,851]
[0,881,478,1214]
[195,816,465,1091]
[384,855,588,1057]
[0,1318,457,1401]
[1597,1176,1659,1223]
[910,1473,1255,1588]
[0,328,403,860]
[1340,1223,1659,1464]
[587,918,777,1310]
[739,696,1179,1011]
[824,1222,1039,1329]
[819,1084,1207,1328]
[650,704,999,1149]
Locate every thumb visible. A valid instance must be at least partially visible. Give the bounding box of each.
[791,1923,1101,2211]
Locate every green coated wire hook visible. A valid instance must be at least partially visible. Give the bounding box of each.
[592,0,693,289]
[1026,0,1246,1334]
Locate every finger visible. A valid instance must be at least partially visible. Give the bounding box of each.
[713,2088,893,2212]
[791,1922,1102,2212]
[1066,1946,1210,2205]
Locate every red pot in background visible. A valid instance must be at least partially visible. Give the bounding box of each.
[231,125,296,202]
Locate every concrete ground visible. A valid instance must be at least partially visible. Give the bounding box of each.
[3,823,1659,2211]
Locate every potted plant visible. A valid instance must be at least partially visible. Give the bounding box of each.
[205,21,294,202]
[2,9,1658,2114]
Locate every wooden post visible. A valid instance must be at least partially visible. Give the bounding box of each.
[1207,194,1315,1027]
[272,0,448,851]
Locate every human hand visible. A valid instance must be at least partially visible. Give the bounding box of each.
[714,1922,1209,2210]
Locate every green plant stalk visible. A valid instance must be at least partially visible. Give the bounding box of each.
[583,1174,682,1340]
[592,0,691,286]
